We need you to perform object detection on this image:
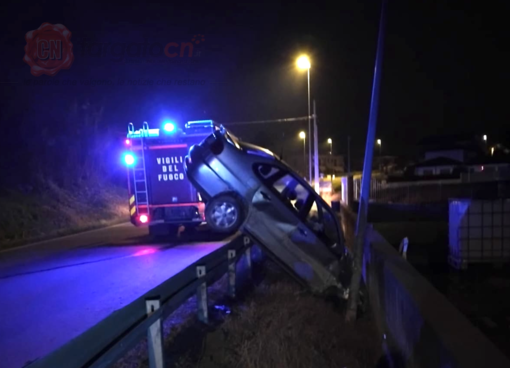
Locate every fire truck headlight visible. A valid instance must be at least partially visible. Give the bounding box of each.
[124,153,135,166]
[163,122,175,132]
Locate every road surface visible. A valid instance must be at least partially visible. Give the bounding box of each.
[0,223,227,368]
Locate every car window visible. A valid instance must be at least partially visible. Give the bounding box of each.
[254,164,310,213]
[305,198,340,247]
[253,163,341,248]
[271,174,309,212]
[257,164,280,179]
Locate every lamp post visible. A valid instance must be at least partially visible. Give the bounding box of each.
[376,138,382,155]
[299,131,306,176]
[297,55,312,184]
[327,138,332,155]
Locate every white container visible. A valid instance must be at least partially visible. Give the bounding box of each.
[448,199,510,269]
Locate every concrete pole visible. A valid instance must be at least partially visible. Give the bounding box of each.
[313,100,320,193]
[346,0,387,322]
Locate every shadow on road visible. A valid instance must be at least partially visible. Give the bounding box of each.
[104,225,230,248]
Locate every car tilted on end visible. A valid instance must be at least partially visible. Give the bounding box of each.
[184,126,351,296]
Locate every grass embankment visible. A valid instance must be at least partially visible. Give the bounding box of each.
[0,180,128,250]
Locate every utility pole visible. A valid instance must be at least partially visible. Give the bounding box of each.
[313,100,320,193]
[347,135,351,175]
[346,0,387,322]
[307,68,312,184]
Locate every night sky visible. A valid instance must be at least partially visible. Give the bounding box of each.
[1,0,509,168]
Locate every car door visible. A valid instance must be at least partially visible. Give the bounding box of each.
[243,163,344,294]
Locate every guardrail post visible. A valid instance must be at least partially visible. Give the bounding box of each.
[245,246,252,280]
[228,249,236,298]
[145,297,164,368]
[196,265,208,324]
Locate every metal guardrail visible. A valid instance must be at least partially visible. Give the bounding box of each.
[26,233,254,368]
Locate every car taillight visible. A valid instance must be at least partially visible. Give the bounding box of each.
[139,214,149,224]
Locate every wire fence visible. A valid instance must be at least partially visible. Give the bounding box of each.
[354,179,510,204]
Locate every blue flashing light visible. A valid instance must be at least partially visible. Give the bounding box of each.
[124,153,135,166]
[163,122,175,132]
[187,120,213,127]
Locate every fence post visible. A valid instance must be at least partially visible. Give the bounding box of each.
[196,266,208,324]
[146,298,164,368]
[228,249,236,298]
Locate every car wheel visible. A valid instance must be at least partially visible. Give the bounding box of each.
[205,195,243,233]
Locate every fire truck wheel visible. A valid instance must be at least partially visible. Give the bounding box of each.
[205,195,243,233]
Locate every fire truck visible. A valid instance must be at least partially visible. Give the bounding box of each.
[124,120,217,236]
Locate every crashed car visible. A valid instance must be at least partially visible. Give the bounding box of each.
[184,126,349,295]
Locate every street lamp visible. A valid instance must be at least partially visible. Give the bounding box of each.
[327,138,332,155]
[296,55,312,183]
[376,138,382,155]
[483,134,487,141]
[299,131,306,176]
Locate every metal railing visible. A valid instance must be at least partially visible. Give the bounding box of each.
[26,234,254,368]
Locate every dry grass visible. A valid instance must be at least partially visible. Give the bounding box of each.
[0,179,128,249]
[113,262,381,368]
[197,264,381,368]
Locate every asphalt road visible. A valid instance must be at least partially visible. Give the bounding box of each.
[0,223,227,368]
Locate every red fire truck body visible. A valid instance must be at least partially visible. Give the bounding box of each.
[124,120,216,234]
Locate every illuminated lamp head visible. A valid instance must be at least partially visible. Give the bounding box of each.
[163,122,175,132]
[124,153,135,166]
[139,214,149,224]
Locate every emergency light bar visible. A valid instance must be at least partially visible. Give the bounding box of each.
[127,120,217,139]
[127,128,161,138]
[185,120,214,128]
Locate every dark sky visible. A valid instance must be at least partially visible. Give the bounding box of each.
[1,0,509,166]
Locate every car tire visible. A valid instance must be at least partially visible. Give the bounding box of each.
[205,194,243,233]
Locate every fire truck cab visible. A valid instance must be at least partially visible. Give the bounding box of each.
[124,120,217,236]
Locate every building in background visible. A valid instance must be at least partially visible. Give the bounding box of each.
[413,157,463,176]
[373,155,405,175]
[318,154,344,177]
[285,153,344,179]
[401,134,510,181]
